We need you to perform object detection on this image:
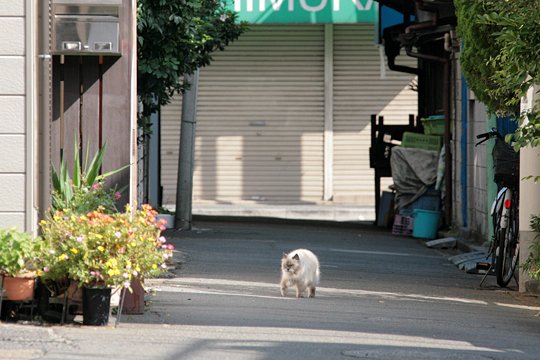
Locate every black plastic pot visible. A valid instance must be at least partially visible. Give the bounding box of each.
[82,287,111,326]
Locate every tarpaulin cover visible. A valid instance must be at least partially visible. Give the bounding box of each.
[390,147,439,210]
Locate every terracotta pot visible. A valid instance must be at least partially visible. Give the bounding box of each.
[121,278,145,314]
[2,276,35,301]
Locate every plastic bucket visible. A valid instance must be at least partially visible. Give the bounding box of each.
[412,209,441,239]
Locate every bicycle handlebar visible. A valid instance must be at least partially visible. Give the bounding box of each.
[475,128,504,146]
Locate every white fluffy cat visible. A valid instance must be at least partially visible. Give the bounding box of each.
[280,249,320,298]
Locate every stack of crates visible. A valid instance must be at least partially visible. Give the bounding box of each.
[401,132,442,152]
[421,115,445,136]
[400,115,445,152]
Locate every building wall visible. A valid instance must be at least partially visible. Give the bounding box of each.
[0,1,27,230]
[467,91,490,242]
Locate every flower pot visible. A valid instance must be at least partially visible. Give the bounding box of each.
[82,287,112,326]
[155,214,175,229]
[2,276,35,301]
[121,278,145,315]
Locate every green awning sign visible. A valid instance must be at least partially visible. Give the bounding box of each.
[227,0,377,24]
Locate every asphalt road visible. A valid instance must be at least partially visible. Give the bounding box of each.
[1,219,540,359]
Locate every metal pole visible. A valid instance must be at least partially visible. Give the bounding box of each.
[115,287,126,328]
[175,71,199,230]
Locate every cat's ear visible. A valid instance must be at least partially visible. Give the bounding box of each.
[282,252,288,259]
[292,254,300,261]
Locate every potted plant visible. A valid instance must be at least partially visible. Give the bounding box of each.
[51,142,128,214]
[155,206,175,229]
[38,204,173,325]
[0,228,42,301]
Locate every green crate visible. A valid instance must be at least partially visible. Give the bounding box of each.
[401,132,442,152]
[421,115,445,135]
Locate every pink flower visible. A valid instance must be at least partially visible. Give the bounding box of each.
[115,231,122,238]
[92,183,101,190]
[115,192,121,201]
[167,244,175,250]
[43,267,49,272]
[159,236,167,243]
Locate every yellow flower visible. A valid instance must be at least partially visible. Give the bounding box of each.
[108,269,115,276]
[70,248,78,254]
[96,234,104,239]
[98,245,105,252]
[152,264,158,269]
[58,253,68,261]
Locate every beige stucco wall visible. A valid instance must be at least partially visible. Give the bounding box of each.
[0,0,28,230]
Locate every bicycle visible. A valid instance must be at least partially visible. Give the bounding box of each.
[476,128,520,288]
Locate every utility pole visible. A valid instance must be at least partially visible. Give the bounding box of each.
[175,71,199,230]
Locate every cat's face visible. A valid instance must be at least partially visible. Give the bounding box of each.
[281,253,300,275]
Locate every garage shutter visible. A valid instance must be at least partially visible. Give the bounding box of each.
[160,25,325,205]
[333,24,418,203]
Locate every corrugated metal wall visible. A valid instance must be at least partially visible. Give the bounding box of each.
[160,24,417,206]
[195,25,325,204]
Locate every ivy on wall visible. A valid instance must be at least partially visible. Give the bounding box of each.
[455,0,539,146]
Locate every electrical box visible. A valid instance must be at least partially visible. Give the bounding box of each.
[52,0,122,56]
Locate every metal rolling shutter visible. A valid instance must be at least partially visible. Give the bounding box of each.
[160,94,182,205]
[161,25,325,205]
[333,24,418,204]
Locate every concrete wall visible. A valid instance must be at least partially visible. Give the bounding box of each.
[519,84,540,292]
[0,1,29,230]
[452,56,489,242]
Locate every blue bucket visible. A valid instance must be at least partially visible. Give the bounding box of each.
[412,209,441,239]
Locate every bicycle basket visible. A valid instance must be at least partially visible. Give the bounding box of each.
[492,138,519,186]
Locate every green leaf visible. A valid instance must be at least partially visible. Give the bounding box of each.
[73,142,81,189]
[85,144,107,186]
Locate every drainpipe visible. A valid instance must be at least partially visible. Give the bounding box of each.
[38,0,52,222]
[405,46,452,226]
[387,55,419,75]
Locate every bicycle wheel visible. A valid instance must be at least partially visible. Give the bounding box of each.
[496,206,519,287]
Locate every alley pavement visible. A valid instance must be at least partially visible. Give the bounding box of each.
[1,218,540,360]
